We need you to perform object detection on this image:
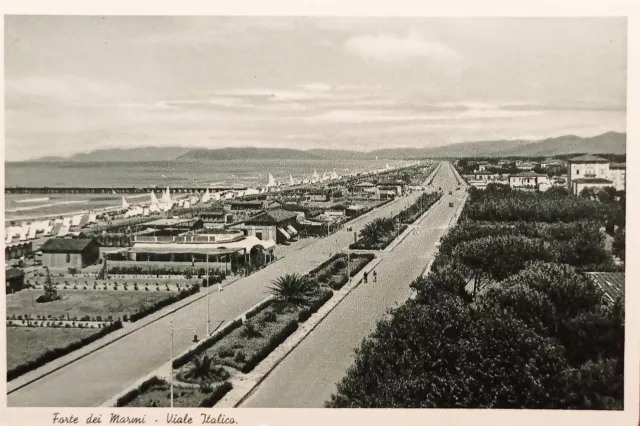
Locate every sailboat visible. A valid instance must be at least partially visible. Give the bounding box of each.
[331,169,339,180]
[267,173,277,187]
[322,171,329,181]
[201,189,211,203]
[289,174,295,186]
[161,187,172,204]
[150,191,159,205]
[386,163,390,170]
[121,196,130,210]
[312,169,320,182]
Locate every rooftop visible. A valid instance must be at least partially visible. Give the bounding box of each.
[610,162,626,170]
[144,218,196,227]
[40,238,97,253]
[587,272,624,303]
[511,171,548,177]
[568,154,609,163]
[245,209,300,225]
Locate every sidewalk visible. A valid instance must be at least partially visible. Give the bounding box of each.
[218,257,384,408]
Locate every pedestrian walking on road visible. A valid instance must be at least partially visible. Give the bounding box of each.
[373,271,377,282]
[363,271,369,283]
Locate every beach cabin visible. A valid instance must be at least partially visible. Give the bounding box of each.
[40,238,100,270]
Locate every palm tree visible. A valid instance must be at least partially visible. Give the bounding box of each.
[268,273,317,307]
[190,355,213,382]
[360,217,393,243]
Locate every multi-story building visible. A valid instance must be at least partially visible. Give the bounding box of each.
[509,171,550,191]
[609,163,627,192]
[567,155,625,194]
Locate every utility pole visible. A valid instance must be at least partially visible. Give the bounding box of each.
[169,319,198,408]
[206,254,210,336]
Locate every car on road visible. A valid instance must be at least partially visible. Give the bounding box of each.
[448,191,453,195]
[449,202,454,207]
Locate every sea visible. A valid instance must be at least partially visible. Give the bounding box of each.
[4,159,409,222]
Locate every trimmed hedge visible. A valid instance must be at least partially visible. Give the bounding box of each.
[129,285,200,322]
[172,319,242,369]
[115,376,165,407]
[199,381,233,407]
[298,290,333,323]
[240,319,299,373]
[349,225,409,250]
[7,320,123,381]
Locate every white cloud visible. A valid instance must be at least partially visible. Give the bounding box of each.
[6,75,131,104]
[345,32,460,62]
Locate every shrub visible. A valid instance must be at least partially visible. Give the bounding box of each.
[199,382,233,408]
[172,318,243,369]
[219,348,235,359]
[263,311,277,323]
[234,351,247,363]
[241,321,262,339]
[240,319,298,373]
[115,376,165,407]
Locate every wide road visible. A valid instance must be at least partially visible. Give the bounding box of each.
[241,161,465,407]
[8,165,440,407]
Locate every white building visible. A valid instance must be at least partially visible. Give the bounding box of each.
[567,155,625,194]
[509,171,550,190]
[609,163,626,191]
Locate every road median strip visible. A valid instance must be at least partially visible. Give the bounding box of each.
[218,257,384,408]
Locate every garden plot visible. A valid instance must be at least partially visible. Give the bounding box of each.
[7,326,100,371]
[6,289,179,324]
[116,377,232,408]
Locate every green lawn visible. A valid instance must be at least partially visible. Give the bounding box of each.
[6,289,178,320]
[6,327,99,370]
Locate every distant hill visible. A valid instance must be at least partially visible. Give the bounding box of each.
[417,132,626,158]
[36,147,192,162]
[28,131,625,162]
[500,131,626,157]
[176,147,319,161]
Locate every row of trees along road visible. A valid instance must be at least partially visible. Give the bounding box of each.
[327,182,624,409]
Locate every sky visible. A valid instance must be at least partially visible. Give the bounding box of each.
[4,16,627,161]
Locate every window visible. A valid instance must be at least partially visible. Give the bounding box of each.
[576,169,580,175]
[256,231,263,240]
[66,253,71,263]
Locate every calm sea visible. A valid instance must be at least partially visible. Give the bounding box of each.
[5,159,407,188]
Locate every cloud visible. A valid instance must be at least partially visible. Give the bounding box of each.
[5,74,131,105]
[345,32,460,62]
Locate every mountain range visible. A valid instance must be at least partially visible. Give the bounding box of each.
[26,131,625,162]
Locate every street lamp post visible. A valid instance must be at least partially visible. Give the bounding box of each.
[169,319,198,408]
[206,254,210,336]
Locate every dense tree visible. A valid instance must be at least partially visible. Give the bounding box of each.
[612,228,625,261]
[451,235,551,295]
[464,187,605,223]
[327,299,569,408]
